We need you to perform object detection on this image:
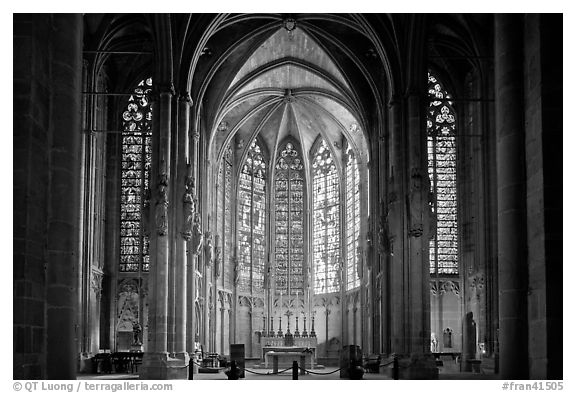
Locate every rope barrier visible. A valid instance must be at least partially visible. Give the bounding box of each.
[379,360,395,367]
[241,366,293,376]
[297,366,343,375]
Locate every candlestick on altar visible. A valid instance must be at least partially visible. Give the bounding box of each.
[270,316,275,337]
[294,316,300,337]
[302,313,308,337]
[278,316,283,337]
[310,314,316,338]
[262,313,266,337]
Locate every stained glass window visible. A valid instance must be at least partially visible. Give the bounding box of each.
[237,141,267,293]
[120,78,152,272]
[345,145,360,290]
[274,142,305,296]
[427,72,458,275]
[216,144,234,287]
[312,139,341,293]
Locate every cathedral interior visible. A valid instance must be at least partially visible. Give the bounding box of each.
[13,13,563,380]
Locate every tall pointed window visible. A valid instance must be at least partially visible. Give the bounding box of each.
[274,142,305,295]
[216,143,234,287]
[427,72,458,275]
[312,139,341,294]
[237,141,267,293]
[120,78,152,272]
[345,145,360,290]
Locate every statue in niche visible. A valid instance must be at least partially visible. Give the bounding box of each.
[204,231,213,268]
[214,235,222,277]
[132,321,142,345]
[431,333,439,353]
[155,172,169,236]
[378,211,391,256]
[408,168,424,237]
[233,256,240,286]
[190,213,203,255]
[356,239,363,280]
[142,187,151,236]
[181,174,195,241]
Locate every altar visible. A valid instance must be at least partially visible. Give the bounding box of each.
[261,336,317,370]
[265,350,315,374]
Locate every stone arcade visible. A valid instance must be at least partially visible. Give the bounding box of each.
[13,13,562,380]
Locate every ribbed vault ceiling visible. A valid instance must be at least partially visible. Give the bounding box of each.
[210,25,367,168]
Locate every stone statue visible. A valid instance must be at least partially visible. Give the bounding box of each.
[431,333,438,353]
[181,174,195,241]
[356,239,363,280]
[190,213,203,255]
[214,234,222,277]
[233,256,240,286]
[408,168,424,237]
[132,321,142,345]
[155,173,169,236]
[204,231,213,267]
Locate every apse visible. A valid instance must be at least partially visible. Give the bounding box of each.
[207,24,369,358]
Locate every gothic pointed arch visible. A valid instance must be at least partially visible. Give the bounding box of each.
[427,71,458,275]
[273,138,306,296]
[311,138,341,294]
[237,139,267,293]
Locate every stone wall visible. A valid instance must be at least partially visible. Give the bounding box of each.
[13,14,83,379]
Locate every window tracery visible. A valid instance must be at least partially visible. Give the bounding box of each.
[274,142,305,295]
[428,72,458,275]
[237,141,267,293]
[120,78,152,272]
[312,139,341,294]
[216,144,234,286]
[345,146,360,290]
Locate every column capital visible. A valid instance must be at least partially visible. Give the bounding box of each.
[178,91,193,105]
[157,82,176,97]
[388,94,401,108]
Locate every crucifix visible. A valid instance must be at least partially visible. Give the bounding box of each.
[284,309,293,334]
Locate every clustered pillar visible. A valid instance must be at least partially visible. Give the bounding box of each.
[494,14,529,380]
[45,13,84,380]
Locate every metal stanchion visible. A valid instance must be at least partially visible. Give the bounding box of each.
[292,361,299,380]
[393,356,399,380]
[225,360,241,380]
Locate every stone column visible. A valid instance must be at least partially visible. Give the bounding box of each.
[45,13,83,379]
[172,93,192,370]
[495,14,529,379]
[387,96,406,355]
[405,91,429,355]
[140,83,173,379]
[185,118,202,368]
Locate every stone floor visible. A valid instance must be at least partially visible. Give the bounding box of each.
[77,362,500,380]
